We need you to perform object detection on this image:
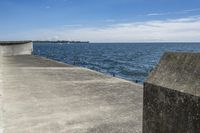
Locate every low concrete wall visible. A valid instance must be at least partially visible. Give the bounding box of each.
[0,41,33,56]
[143,52,200,133]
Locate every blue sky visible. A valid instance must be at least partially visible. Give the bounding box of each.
[0,0,200,42]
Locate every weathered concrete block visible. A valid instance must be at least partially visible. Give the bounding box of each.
[143,52,200,133]
[0,41,33,56]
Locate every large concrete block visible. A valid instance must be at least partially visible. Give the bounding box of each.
[0,41,33,56]
[143,52,200,133]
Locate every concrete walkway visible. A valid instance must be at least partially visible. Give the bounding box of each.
[0,55,143,133]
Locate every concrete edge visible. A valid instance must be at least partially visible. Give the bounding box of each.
[143,82,198,98]
[33,55,143,88]
[0,41,32,45]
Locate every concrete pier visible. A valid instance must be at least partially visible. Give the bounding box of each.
[0,55,143,133]
[2,41,200,133]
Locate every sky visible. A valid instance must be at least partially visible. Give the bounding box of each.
[0,0,200,42]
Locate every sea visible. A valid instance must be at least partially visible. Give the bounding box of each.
[33,42,200,84]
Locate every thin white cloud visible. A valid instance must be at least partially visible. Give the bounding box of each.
[104,19,116,23]
[147,12,170,16]
[183,8,200,12]
[147,8,200,16]
[3,16,200,42]
[64,24,82,28]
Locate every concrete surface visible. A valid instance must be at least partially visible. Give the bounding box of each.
[146,52,200,96]
[0,41,33,56]
[143,52,200,133]
[0,55,143,133]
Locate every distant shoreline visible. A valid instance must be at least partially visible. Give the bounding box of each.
[33,41,90,44]
[32,41,200,45]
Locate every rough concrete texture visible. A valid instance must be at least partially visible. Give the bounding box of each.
[143,52,200,133]
[0,41,33,56]
[0,55,143,133]
[146,52,200,96]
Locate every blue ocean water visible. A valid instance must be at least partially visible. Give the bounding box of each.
[33,43,200,83]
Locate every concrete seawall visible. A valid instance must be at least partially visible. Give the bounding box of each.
[144,52,200,133]
[0,55,143,132]
[0,41,33,56]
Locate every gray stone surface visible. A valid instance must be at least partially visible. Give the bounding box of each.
[0,55,143,133]
[0,41,33,56]
[143,52,200,133]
